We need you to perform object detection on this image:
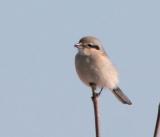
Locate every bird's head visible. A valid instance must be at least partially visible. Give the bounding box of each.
[74,36,105,55]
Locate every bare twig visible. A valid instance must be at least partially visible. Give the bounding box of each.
[91,85,101,137]
[154,103,160,137]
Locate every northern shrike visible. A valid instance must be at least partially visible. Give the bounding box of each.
[74,36,132,105]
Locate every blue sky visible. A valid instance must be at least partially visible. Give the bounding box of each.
[0,0,160,137]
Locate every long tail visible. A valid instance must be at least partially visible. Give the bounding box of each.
[112,87,132,105]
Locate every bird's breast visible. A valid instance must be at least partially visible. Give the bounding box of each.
[75,53,118,89]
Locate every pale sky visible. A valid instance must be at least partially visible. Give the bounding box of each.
[0,0,160,137]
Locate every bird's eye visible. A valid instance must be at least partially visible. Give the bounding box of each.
[87,44,92,47]
[87,44,100,50]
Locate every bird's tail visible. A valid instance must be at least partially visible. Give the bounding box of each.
[112,87,132,105]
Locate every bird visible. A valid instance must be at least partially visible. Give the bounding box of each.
[74,36,132,105]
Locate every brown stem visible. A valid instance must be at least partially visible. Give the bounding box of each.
[154,103,160,137]
[91,86,101,137]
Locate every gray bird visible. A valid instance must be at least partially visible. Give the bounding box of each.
[74,36,132,105]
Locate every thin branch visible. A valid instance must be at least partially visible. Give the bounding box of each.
[154,103,160,137]
[91,86,101,137]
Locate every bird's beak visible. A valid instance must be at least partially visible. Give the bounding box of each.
[74,43,82,48]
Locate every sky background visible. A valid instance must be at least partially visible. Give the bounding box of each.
[0,0,160,137]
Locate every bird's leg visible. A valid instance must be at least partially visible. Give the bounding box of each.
[89,83,98,97]
[98,88,103,96]
[89,83,103,97]
[90,83,96,94]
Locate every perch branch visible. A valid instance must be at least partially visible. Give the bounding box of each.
[91,85,101,137]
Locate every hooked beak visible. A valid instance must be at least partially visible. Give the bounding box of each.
[74,43,82,48]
